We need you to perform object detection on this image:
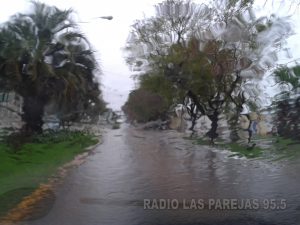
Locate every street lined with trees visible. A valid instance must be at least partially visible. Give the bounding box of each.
[0,1,300,224]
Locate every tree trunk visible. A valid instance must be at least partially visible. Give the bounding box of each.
[21,96,45,134]
[190,117,197,131]
[229,111,242,142]
[207,110,219,144]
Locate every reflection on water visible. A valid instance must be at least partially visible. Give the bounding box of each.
[19,124,300,225]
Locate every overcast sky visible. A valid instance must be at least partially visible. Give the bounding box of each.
[1,0,299,110]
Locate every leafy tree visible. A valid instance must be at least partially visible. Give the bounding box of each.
[274,66,300,90]
[125,0,292,143]
[273,65,300,139]
[140,74,174,106]
[122,88,168,123]
[0,2,105,134]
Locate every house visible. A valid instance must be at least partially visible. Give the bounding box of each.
[0,92,23,128]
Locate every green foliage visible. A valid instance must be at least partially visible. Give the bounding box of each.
[273,65,300,141]
[0,131,98,197]
[227,0,254,9]
[0,1,105,133]
[274,66,300,89]
[192,137,263,158]
[255,24,267,33]
[31,130,96,144]
[125,0,292,144]
[163,39,219,102]
[139,73,178,106]
[4,129,97,151]
[122,88,169,122]
[124,71,183,122]
[271,137,300,160]
[0,187,36,218]
[276,98,300,140]
[225,143,263,158]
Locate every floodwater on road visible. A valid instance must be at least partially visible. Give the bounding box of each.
[17,124,300,225]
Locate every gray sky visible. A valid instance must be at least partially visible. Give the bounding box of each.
[1,0,299,110]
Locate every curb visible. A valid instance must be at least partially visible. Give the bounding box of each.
[0,137,103,224]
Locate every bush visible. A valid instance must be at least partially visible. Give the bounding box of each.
[3,129,94,151]
[122,88,168,123]
[276,97,300,140]
[139,74,177,106]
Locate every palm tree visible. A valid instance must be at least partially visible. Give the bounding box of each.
[0,1,104,134]
[49,35,106,125]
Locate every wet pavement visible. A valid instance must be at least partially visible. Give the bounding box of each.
[10,124,300,225]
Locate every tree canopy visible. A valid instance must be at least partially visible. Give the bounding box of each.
[0,2,105,133]
[124,0,292,143]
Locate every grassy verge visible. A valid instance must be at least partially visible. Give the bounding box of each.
[269,137,300,161]
[223,142,263,158]
[189,135,299,160]
[0,130,99,217]
[190,138,263,159]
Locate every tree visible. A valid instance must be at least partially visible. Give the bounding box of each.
[125,0,292,143]
[0,2,105,134]
[273,65,300,139]
[122,88,169,123]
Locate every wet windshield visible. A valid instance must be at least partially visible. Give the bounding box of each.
[0,1,300,225]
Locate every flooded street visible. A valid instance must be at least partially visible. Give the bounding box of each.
[21,124,300,225]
